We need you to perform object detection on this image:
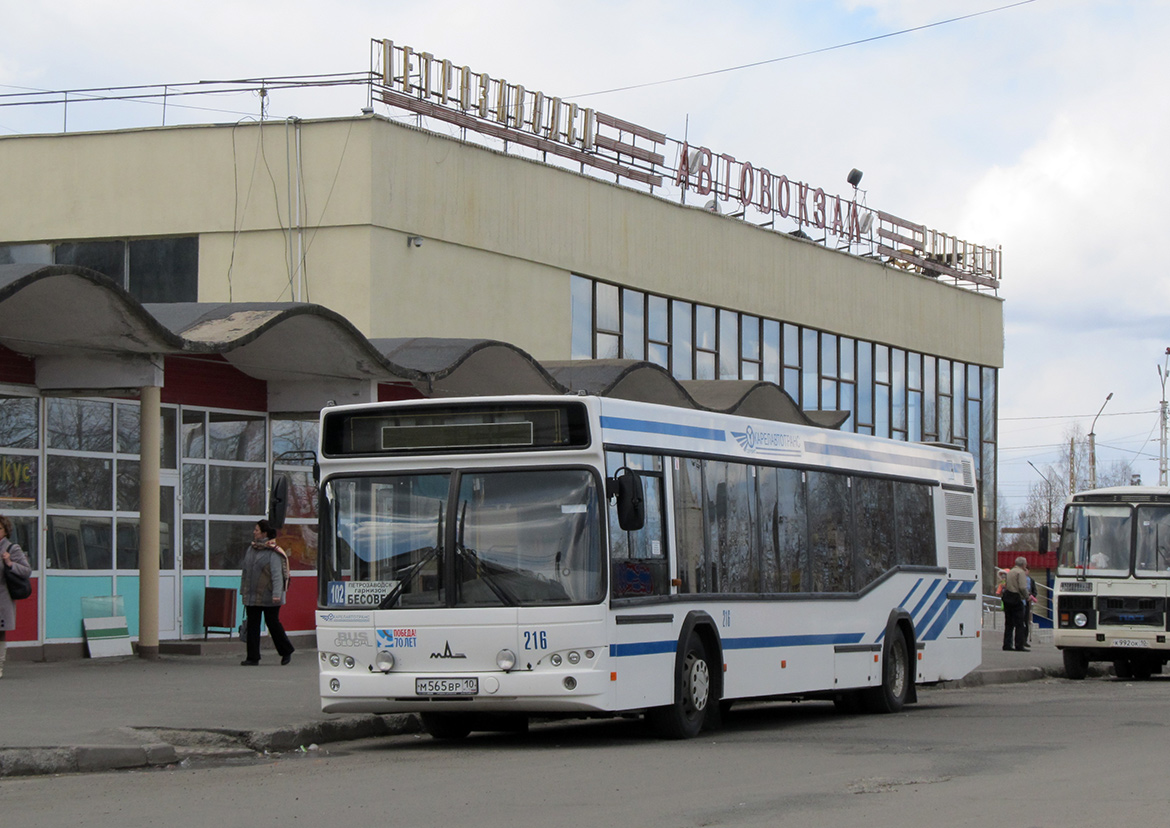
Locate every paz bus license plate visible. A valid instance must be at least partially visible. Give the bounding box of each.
[416,677,478,696]
[1113,639,1150,648]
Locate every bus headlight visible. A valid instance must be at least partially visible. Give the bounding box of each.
[567,651,580,665]
[375,650,395,673]
[1074,612,1088,628]
[550,653,562,667]
[496,649,517,671]
[329,653,341,667]
[344,655,356,669]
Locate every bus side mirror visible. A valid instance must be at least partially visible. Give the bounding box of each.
[269,474,289,529]
[608,467,645,532]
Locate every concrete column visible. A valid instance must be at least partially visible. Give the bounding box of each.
[138,385,161,659]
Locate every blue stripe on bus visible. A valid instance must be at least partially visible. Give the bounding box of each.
[923,580,977,641]
[915,580,957,634]
[599,416,726,443]
[910,579,942,620]
[609,632,864,658]
[723,632,864,649]
[609,640,680,657]
[877,578,926,642]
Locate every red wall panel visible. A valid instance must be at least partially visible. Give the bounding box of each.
[163,356,267,411]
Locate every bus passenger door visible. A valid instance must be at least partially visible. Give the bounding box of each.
[607,452,669,598]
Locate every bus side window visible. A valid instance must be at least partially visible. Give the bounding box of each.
[608,452,668,597]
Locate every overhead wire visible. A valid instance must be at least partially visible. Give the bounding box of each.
[565,0,1039,100]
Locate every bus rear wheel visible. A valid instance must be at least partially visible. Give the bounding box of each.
[647,631,712,739]
[1064,649,1089,680]
[419,712,475,740]
[863,628,910,714]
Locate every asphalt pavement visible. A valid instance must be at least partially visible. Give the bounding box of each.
[0,622,1083,778]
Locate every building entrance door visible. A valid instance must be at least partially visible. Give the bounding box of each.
[157,482,181,639]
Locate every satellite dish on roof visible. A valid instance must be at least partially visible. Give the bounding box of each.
[704,199,721,214]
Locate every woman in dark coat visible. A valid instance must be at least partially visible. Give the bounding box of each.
[239,519,294,666]
[0,513,32,679]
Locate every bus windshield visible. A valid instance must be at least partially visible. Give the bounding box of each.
[1057,504,1132,576]
[321,469,604,608]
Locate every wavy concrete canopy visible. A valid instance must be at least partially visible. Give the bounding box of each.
[371,338,562,397]
[546,359,841,429]
[0,264,839,429]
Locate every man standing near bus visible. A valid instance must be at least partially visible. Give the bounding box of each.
[1002,556,1030,651]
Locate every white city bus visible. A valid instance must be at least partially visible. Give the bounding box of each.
[1054,486,1170,679]
[314,395,982,739]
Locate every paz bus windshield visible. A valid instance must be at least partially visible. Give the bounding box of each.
[1058,502,1170,578]
[320,468,604,608]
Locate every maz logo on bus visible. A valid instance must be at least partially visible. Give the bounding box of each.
[731,426,801,458]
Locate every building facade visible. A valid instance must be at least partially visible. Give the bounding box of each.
[0,106,1003,655]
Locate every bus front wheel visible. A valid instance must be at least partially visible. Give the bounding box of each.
[647,631,712,739]
[1063,649,1089,680]
[863,628,910,714]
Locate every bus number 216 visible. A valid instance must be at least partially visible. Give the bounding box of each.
[523,630,548,650]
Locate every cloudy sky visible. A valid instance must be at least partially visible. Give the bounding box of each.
[4,1,1168,520]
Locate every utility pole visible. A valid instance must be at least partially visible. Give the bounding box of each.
[1069,437,1076,495]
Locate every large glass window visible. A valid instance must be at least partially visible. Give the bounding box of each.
[705,460,757,592]
[567,275,998,529]
[757,465,807,592]
[181,409,268,570]
[321,469,603,608]
[607,453,668,597]
[807,471,853,592]
[2,236,197,302]
[1135,505,1170,577]
[622,290,645,360]
[1058,504,1132,576]
[854,476,895,586]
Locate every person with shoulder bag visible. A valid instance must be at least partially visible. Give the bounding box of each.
[0,513,32,679]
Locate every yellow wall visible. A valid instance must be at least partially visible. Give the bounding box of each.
[0,116,1002,367]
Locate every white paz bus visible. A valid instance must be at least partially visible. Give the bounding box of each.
[314,395,982,739]
[1054,486,1170,679]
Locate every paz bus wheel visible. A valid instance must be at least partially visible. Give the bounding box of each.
[647,631,712,739]
[863,628,910,714]
[1063,649,1089,680]
[419,712,475,740]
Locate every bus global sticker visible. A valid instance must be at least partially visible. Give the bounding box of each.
[731,425,802,458]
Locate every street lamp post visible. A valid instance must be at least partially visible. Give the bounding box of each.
[1159,348,1170,486]
[1089,392,1113,490]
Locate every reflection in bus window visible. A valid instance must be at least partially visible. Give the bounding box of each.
[1135,505,1170,577]
[1058,504,1132,574]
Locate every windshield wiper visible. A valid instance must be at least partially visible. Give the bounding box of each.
[455,544,518,606]
[378,546,440,609]
[455,499,517,606]
[378,502,446,609]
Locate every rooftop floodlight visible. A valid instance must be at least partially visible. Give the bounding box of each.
[847,168,863,188]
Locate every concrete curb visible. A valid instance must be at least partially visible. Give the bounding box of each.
[0,714,420,778]
[0,664,1096,778]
